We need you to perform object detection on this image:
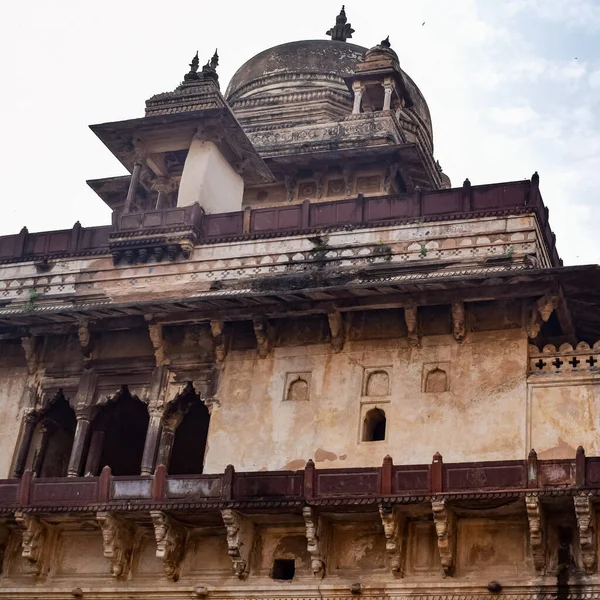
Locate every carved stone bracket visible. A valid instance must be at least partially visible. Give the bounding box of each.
[150,510,187,581]
[574,493,596,575]
[431,499,455,577]
[525,493,546,575]
[210,319,227,362]
[303,506,329,578]
[15,512,49,576]
[527,295,558,339]
[379,505,406,576]
[451,302,466,343]
[404,305,419,347]
[327,310,345,353]
[253,316,272,359]
[146,319,169,367]
[21,336,38,376]
[97,512,134,579]
[221,508,254,579]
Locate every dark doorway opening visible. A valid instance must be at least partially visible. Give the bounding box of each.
[362,407,386,442]
[37,394,76,478]
[271,559,295,580]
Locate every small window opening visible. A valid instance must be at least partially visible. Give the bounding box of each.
[272,559,295,580]
[362,408,386,442]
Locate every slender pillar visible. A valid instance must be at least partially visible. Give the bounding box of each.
[141,411,163,476]
[12,412,37,478]
[383,82,394,111]
[156,426,176,473]
[32,423,50,477]
[352,84,364,114]
[84,429,105,477]
[123,161,143,214]
[67,414,91,477]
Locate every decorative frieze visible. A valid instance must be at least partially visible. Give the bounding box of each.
[379,505,406,575]
[525,493,546,574]
[150,510,187,581]
[574,493,596,575]
[96,511,134,579]
[431,499,455,577]
[221,508,254,578]
[303,506,329,577]
[529,340,600,374]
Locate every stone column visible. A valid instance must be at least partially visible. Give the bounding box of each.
[352,82,364,114]
[123,160,143,214]
[140,410,163,476]
[32,423,49,476]
[67,412,91,477]
[84,429,105,476]
[383,81,395,111]
[12,412,38,478]
[153,177,173,210]
[155,425,176,472]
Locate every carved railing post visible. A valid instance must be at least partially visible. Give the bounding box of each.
[527,448,538,487]
[150,510,187,581]
[431,499,455,577]
[379,504,406,575]
[576,446,586,487]
[525,493,546,575]
[97,512,134,579]
[15,512,49,577]
[221,508,254,579]
[574,492,596,575]
[303,506,329,578]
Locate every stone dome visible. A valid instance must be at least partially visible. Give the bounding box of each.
[225,39,433,144]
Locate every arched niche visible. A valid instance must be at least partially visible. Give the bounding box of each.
[88,387,149,476]
[33,392,76,478]
[425,368,448,393]
[362,407,386,442]
[286,377,309,402]
[163,383,211,475]
[365,370,390,396]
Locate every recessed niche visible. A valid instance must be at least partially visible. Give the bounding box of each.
[362,367,392,399]
[422,363,450,393]
[284,372,311,402]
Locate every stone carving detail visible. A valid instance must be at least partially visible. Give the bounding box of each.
[451,302,466,342]
[431,499,455,577]
[303,506,328,577]
[150,510,187,581]
[221,508,254,579]
[253,316,272,359]
[327,309,345,353]
[284,174,297,202]
[146,320,169,366]
[15,512,48,576]
[97,511,134,579]
[379,505,405,575]
[21,336,38,375]
[574,493,596,575]
[210,319,227,362]
[404,305,419,346]
[343,167,354,196]
[527,294,558,339]
[525,493,546,574]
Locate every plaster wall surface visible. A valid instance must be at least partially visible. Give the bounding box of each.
[205,329,529,472]
[177,139,244,213]
[0,365,28,478]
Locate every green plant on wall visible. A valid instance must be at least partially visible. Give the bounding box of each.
[24,288,40,313]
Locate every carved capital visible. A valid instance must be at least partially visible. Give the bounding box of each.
[150,511,187,581]
[221,508,254,579]
[574,493,596,575]
[210,319,227,362]
[431,499,455,577]
[253,316,272,359]
[146,320,169,367]
[97,512,134,579]
[21,336,38,376]
[451,302,466,343]
[15,512,48,576]
[327,310,345,353]
[404,305,419,347]
[525,493,546,574]
[303,506,329,578]
[379,505,405,576]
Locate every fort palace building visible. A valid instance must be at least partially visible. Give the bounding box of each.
[0,7,599,599]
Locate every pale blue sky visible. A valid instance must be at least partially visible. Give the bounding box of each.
[0,0,598,265]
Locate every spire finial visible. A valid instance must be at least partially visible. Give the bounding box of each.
[326,5,355,42]
[381,36,391,48]
[210,49,219,70]
[202,49,220,85]
[184,51,200,82]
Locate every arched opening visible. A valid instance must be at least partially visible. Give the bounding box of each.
[89,387,149,476]
[35,394,76,478]
[365,370,390,396]
[286,377,309,402]
[362,408,386,442]
[425,368,448,393]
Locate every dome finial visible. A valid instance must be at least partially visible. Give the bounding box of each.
[326,5,355,42]
[202,49,220,84]
[381,36,391,48]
